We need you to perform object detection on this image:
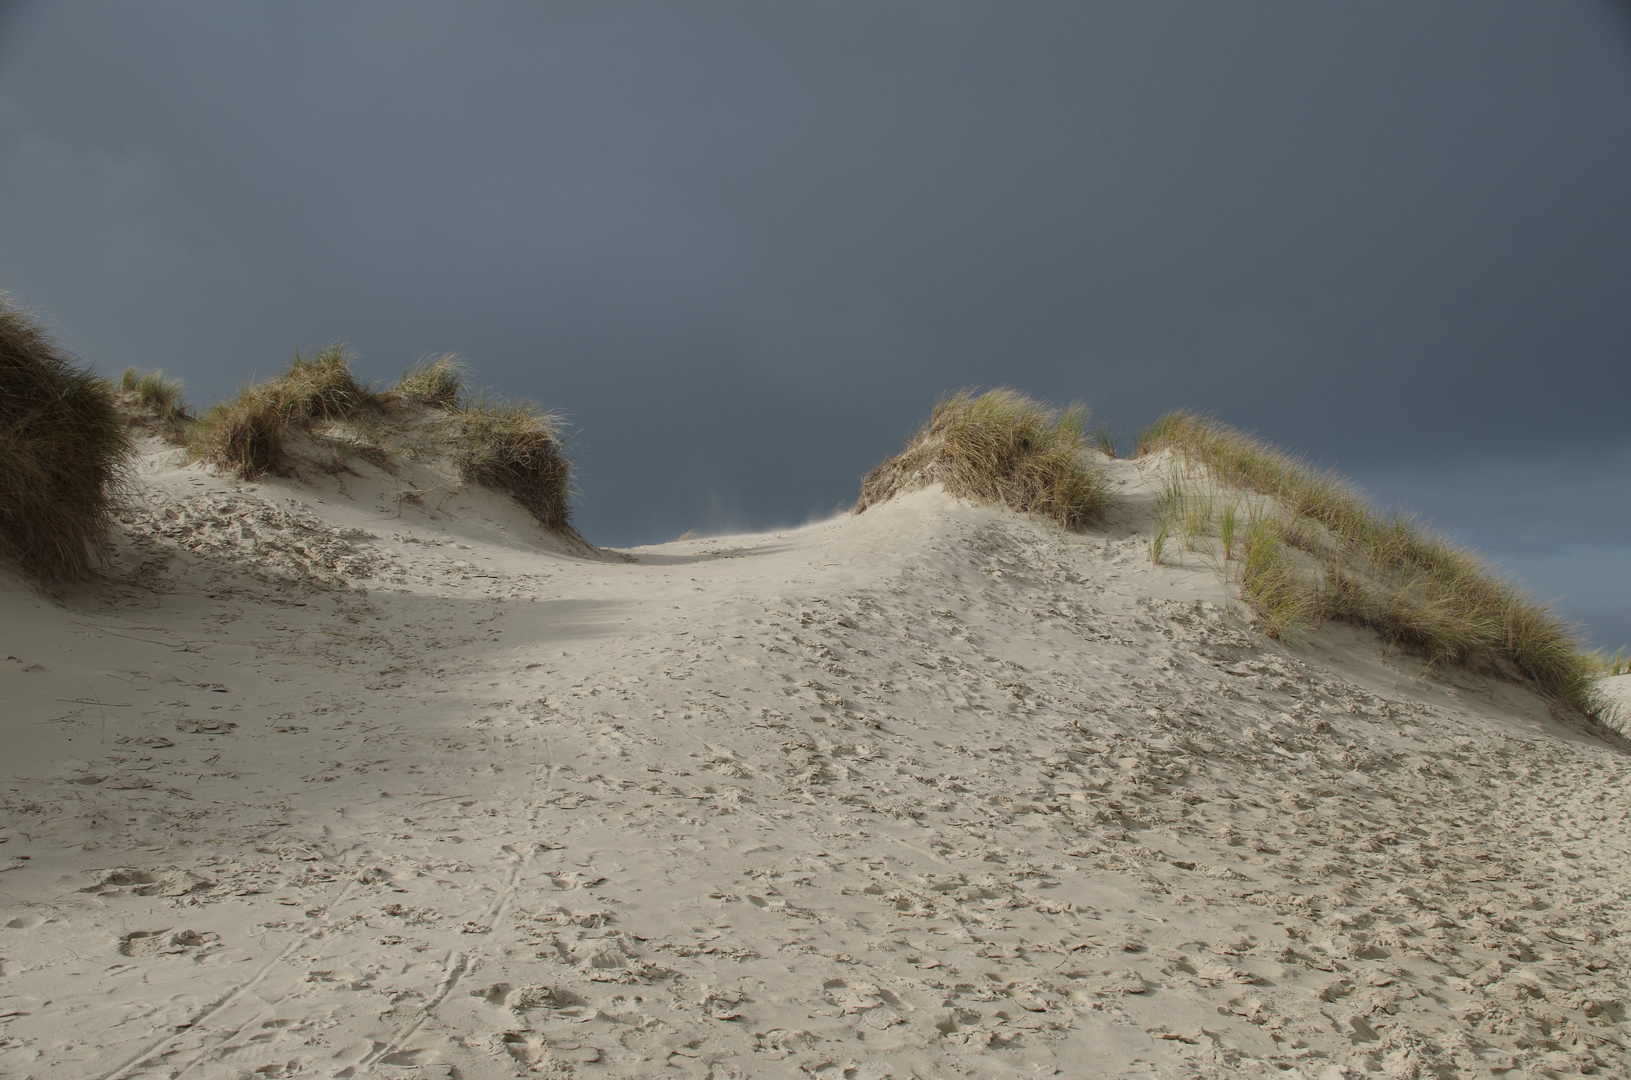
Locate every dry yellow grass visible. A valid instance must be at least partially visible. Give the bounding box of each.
[1140,411,1601,714]
[190,345,377,478]
[192,348,576,530]
[856,388,1109,529]
[191,384,287,478]
[395,354,467,408]
[447,394,573,529]
[117,368,192,443]
[119,368,190,422]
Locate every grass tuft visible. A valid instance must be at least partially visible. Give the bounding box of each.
[190,345,374,479]
[190,386,286,479]
[277,345,374,421]
[1139,410,1603,714]
[0,297,130,580]
[1219,502,1239,562]
[1238,514,1317,639]
[1149,516,1170,565]
[448,394,573,529]
[395,354,467,408]
[855,388,1109,529]
[189,347,576,529]
[119,368,191,423]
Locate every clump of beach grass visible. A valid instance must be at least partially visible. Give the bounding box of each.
[395,353,466,408]
[855,388,1109,529]
[1596,648,1630,678]
[447,393,572,529]
[392,355,574,529]
[1148,510,1170,564]
[190,345,378,479]
[275,344,375,421]
[0,297,130,580]
[1237,512,1319,639]
[119,368,190,422]
[192,385,286,478]
[190,346,577,531]
[1151,469,1243,578]
[1138,410,1603,714]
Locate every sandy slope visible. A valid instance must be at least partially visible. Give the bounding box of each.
[1,438,1628,1080]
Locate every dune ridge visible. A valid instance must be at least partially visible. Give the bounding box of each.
[0,415,1628,1078]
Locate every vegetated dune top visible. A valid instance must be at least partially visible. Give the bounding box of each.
[1600,674,1631,725]
[1,435,1628,1080]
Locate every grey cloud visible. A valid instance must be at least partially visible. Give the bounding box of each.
[1,1,1628,647]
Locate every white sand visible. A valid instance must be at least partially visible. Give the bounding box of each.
[2,438,1628,1079]
[1598,676,1631,741]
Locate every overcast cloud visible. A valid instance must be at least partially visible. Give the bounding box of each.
[2,1,1628,649]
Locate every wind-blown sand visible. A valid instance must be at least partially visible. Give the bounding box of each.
[1,436,1628,1079]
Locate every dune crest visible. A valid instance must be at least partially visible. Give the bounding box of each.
[1,437,1628,1079]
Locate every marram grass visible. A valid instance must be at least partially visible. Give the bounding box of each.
[395,354,467,409]
[1140,410,1603,715]
[191,385,287,479]
[190,345,376,478]
[189,347,574,530]
[447,393,573,530]
[0,297,129,580]
[856,388,1109,529]
[119,368,190,423]
[275,345,374,421]
[395,355,573,530]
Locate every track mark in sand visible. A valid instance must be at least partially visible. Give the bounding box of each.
[98,944,305,1080]
[356,949,469,1074]
[97,880,361,1080]
[360,841,532,1071]
[486,840,535,924]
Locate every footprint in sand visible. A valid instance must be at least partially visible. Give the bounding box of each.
[81,867,215,898]
[469,981,512,1004]
[175,718,237,734]
[506,983,581,1011]
[498,1030,547,1065]
[373,1055,455,1080]
[117,928,218,957]
[703,989,748,1020]
[94,868,159,888]
[116,929,171,957]
[499,1032,601,1066]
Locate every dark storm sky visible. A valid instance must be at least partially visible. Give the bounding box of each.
[2,2,1629,650]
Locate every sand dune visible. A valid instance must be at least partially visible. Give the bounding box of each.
[1,434,1627,1079]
